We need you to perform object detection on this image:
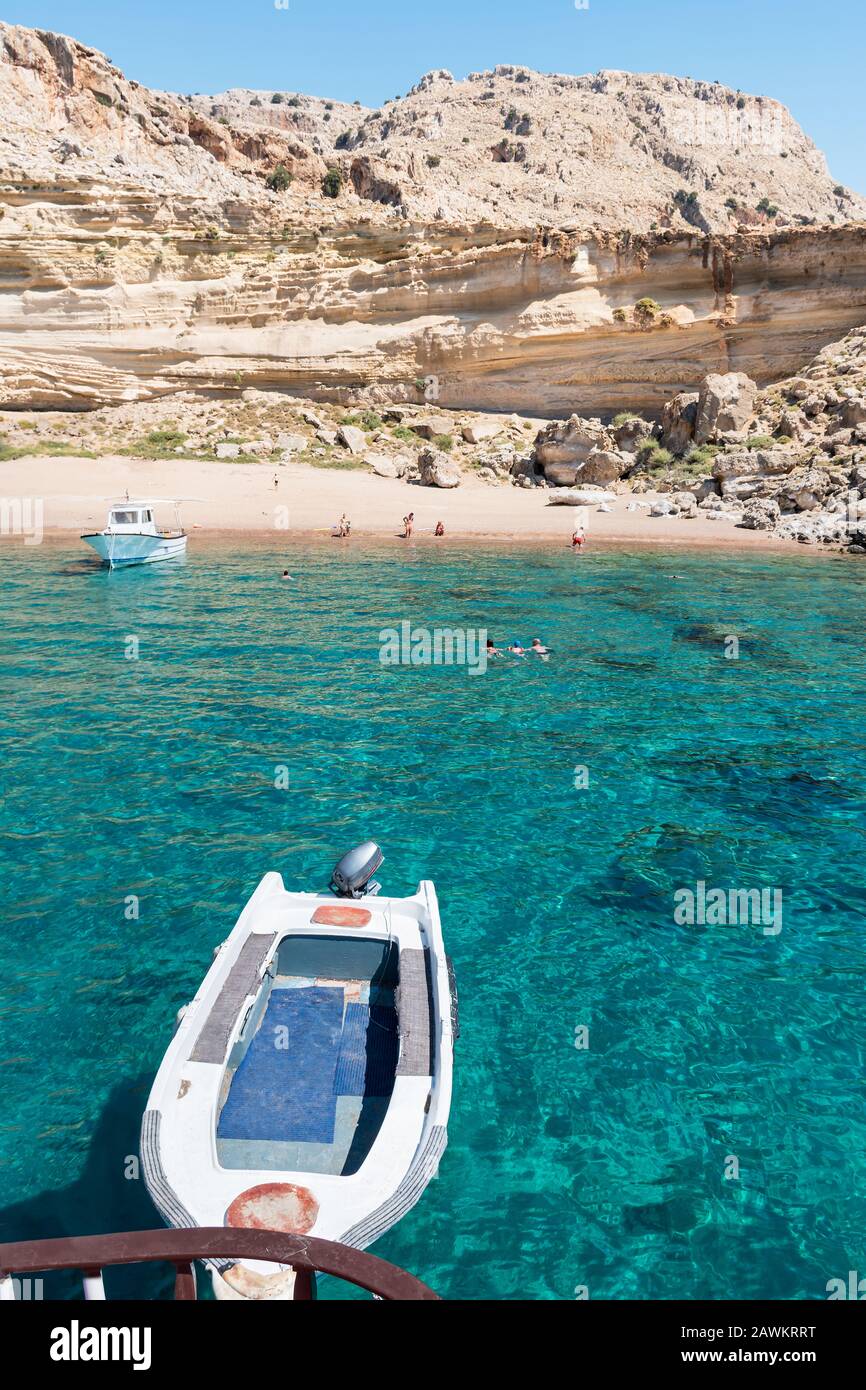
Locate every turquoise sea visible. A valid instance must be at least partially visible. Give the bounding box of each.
[2,538,866,1300]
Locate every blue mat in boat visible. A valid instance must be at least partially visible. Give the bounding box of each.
[217,987,343,1144]
[333,1003,400,1098]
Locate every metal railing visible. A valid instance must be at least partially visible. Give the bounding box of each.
[0,1228,439,1301]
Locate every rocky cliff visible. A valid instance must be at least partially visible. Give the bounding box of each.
[1,22,864,414]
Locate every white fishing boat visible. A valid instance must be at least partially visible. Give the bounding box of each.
[141,844,456,1300]
[81,499,188,569]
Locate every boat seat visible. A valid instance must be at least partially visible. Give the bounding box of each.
[191,933,277,1065]
[395,949,434,1076]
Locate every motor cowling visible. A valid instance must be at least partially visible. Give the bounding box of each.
[330,842,383,899]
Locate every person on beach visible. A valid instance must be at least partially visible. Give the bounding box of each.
[402,512,414,538]
[338,513,351,537]
[274,474,279,490]
[572,526,585,550]
[435,520,445,537]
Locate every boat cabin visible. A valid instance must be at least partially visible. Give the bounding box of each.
[104,502,183,538]
[106,504,158,534]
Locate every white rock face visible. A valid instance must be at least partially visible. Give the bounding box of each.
[215,442,241,458]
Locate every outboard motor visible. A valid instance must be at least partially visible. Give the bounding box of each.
[330,841,383,899]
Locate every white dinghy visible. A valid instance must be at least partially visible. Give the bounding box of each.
[81,499,188,569]
[142,844,456,1300]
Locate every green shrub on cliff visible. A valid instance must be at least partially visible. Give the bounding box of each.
[266,164,293,192]
[322,168,343,198]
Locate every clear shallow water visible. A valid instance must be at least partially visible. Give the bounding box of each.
[1,538,866,1301]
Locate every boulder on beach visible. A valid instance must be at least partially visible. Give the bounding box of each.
[534,415,611,469]
[337,424,367,454]
[462,418,505,444]
[739,497,781,530]
[695,372,758,444]
[366,453,402,478]
[660,391,699,454]
[546,487,616,506]
[418,446,461,487]
[544,448,631,487]
[409,417,456,441]
[276,432,307,454]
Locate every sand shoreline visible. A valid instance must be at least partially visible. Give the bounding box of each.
[0,452,839,554]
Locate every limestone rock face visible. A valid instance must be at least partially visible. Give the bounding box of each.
[695,373,759,443]
[418,447,461,487]
[1,23,866,414]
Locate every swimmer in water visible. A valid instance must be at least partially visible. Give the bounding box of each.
[509,641,527,657]
[531,637,549,656]
[280,570,293,580]
[486,638,503,658]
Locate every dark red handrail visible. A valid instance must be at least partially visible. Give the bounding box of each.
[0,1228,439,1301]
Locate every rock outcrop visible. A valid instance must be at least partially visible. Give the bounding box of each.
[0,24,865,414]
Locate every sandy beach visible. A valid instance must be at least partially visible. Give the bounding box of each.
[0,453,804,550]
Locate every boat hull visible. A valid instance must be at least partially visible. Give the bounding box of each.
[81,532,187,567]
[141,874,454,1300]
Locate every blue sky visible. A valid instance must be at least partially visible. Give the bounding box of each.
[5,0,864,191]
